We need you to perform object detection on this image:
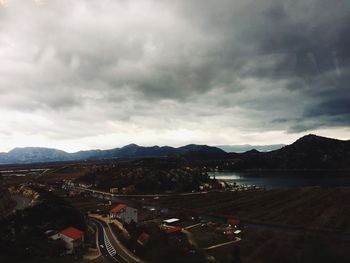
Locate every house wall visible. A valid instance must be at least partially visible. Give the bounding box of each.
[60,234,74,253]
[110,207,138,223]
[59,234,84,254]
[123,206,138,223]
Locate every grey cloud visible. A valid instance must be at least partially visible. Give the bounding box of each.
[0,0,349,149]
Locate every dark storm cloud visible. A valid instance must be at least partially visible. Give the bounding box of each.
[156,1,350,133]
[307,98,350,118]
[0,0,349,151]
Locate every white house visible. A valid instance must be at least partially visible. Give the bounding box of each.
[110,204,138,223]
[57,227,84,254]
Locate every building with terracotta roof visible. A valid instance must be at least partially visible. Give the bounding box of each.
[57,227,84,254]
[110,204,138,223]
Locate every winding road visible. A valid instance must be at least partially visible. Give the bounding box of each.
[91,218,140,263]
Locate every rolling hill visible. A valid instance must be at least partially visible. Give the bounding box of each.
[0,144,226,164]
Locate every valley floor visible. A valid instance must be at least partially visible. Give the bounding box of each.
[148,186,350,263]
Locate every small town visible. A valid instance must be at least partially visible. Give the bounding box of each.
[1,139,350,263]
[0,161,250,263]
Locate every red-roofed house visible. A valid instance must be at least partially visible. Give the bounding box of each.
[59,227,84,254]
[110,204,138,223]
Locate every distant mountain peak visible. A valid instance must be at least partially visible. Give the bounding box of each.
[298,134,321,140]
[294,134,343,145]
[244,149,260,154]
[122,143,139,148]
[180,144,226,153]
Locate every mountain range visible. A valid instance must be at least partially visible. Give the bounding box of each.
[0,134,349,169]
[0,144,226,164]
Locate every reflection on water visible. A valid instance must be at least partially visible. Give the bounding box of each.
[209,171,350,189]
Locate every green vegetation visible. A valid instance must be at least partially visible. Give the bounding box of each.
[157,187,350,232]
[210,229,350,263]
[154,187,350,263]
[0,188,86,262]
[111,221,208,263]
[79,158,210,193]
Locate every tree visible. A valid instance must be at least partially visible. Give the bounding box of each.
[232,245,241,263]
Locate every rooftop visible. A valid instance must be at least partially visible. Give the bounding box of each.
[111,204,127,213]
[60,227,83,241]
[165,227,182,235]
[163,218,180,224]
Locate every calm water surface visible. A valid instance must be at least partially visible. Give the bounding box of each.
[209,171,350,189]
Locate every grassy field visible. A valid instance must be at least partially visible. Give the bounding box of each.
[208,228,350,263]
[188,225,229,248]
[151,187,350,263]
[155,187,350,233]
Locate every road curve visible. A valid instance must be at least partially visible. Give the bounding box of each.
[92,218,129,263]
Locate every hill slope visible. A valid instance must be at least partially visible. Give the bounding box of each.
[233,134,350,169]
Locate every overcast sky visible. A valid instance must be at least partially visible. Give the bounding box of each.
[0,0,349,152]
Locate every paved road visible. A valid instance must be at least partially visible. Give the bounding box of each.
[77,186,210,198]
[92,218,129,263]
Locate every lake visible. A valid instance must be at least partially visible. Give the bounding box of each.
[209,170,350,189]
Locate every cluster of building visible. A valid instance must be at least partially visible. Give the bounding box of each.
[135,219,184,248]
[108,204,191,244]
[214,218,242,240]
[107,200,243,251]
[199,179,228,191]
[53,174,246,258]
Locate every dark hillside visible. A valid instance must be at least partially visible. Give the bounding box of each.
[233,135,350,169]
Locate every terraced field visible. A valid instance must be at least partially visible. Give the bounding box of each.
[155,187,350,233]
[154,187,350,263]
